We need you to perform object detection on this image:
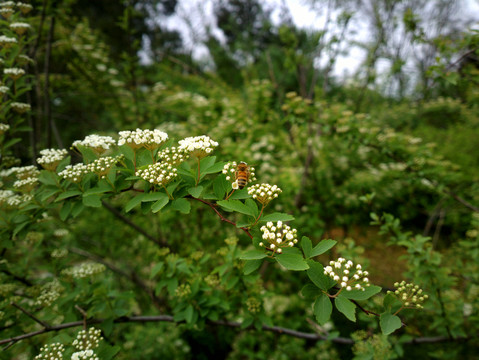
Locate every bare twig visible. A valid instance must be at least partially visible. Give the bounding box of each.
[1,314,470,349]
[68,247,164,310]
[11,303,50,329]
[101,201,169,247]
[193,198,253,239]
[75,305,88,330]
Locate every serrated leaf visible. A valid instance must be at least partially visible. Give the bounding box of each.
[217,199,256,217]
[301,236,312,258]
[314,293,333,325]
[125,194,145,212]
[310,239,337,257]
[301,283,322,300]
[229,188,251,199]
[276,253,309,271]
[243,259,263,275]
[171,198,190,214]
[260,213,295,222]
[307,262,336,291]
[202,161,226,175]
[240,249,268,260]
[185,304,194,324]
[213,176,229,199]
[151,195,169,213]
[82,194,102,207]
[188,186,203,198]
[245,198,259,217]
[335,295,356,322]
[59,201,73,221]
[56,190,82,201]
[341,285,382,301]
[142,192,168,202]
[380,313,402,335]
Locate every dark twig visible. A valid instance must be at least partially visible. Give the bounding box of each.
[1,314,470,349]
[68,247,164,310]
[75,305,88,330]
[101,201,168,247]
[11,303,50,329]
[192,197,253,239]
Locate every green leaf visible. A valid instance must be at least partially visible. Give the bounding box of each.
[188,186,203,198]
[301,236,312,258]
[82,194,102,207]
[310,239,337,257]
[71,201,85,218]
[276,253,309,271]
[314,293,333,325]
[185,304,194,324]
[56,190,82,201]
[217,200,256,217]
[199,156,216,173]
[202,161,226,175]
[59,201,73,221]
[151,195,169,213]
[245,198,259,217]
[213,176,229,199]
[142,192,168,202]
[260,213,295,222]
[380,313,402,335]
[171,198,190,214]
[341,285,382,301]
[229,188,251,199]
[301,283,322,300]
[240,249,267,260]
[307,262,336,291]
[335,295,356,322]
[38,171,58,186]
[40,188,61,202]
[383,293,402,313]
[125,194,146,212]
[243,259,263,275]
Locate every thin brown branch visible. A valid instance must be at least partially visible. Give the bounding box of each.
[74,305,88,330]
[11,303,50,329]
[193,197,253,239]
[101,201,168,247]
[68,247,164,310]
[1,314,470,349]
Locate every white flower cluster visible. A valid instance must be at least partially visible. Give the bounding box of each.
[13,176,38,191]
[51,248,68,258]
[54,228,69,237]
[4,67,25,79]
[71,350,99,360]
[0,35,17,46]
[0,1,15,9]
[72,134,116,154]
[118,128,168,150]
[222,161,256,189]
[0,123,9,134]
[157,146,189,165]
[136,162,177,186]
[178,135,218,158]
[12,165,40,179]
[87,155,124,178]
[9,22,30,34]
[61,262,106,279]
[34,343,65,360]
[259,221,298,254]
[59,163,88,183]
[37,148,68,170]
[324,258,370,291]
[10,102,31,113]
[0,7,13,18]
[388,281,428,309]
[35,279,63,307]
[16,2,33,14]
[0,86,9,94]
[0,190,30,207]
[73,327,102,350]
[248,183,281,205]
